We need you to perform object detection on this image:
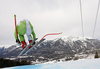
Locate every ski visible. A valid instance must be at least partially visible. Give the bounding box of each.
[18,38,38,56]
[23,39,45,55]
[23,33,62,55]
[18,33,61,56]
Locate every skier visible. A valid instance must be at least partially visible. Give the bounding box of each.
[14,19,36,49]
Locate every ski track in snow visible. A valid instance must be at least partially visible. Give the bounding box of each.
[4,58,100,69]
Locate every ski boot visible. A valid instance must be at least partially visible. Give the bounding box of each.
[21,41,26,49]
[29,40,35,49]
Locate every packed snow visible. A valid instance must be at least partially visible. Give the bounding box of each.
[4,58,100,69]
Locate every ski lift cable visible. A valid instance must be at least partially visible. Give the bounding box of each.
[92,0,100,38]
[79,0,84,38]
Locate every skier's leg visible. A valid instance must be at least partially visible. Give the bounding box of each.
[27,35,33,49]
[19,35,26,49]
[27,35,32,41]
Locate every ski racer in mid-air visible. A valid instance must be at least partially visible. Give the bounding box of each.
[14,19,36,49]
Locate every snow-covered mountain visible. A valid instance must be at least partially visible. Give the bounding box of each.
[0,45,21,58]
[0,36,100,61]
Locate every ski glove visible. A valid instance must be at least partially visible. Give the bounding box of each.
[33,42,36,45]
[16,39,21,44]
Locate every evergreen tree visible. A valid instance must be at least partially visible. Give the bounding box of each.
[0,58,31,68]
[94,51,99,58]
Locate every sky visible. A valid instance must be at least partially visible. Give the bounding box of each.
[0,0,100,45]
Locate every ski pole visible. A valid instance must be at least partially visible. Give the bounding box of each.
[41,32,62,40]
[14,15,18,39]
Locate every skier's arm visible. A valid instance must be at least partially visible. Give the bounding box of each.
[14,25,21,44]
[32,30,36,39]
[29,22,36,39]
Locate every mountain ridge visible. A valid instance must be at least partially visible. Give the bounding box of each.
[0,36,100,62]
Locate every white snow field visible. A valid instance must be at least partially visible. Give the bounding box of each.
[4,58,100,69]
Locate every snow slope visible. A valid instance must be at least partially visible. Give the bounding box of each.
[4,58,100,69]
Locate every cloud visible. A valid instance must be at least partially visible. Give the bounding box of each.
[0,0,100,45]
